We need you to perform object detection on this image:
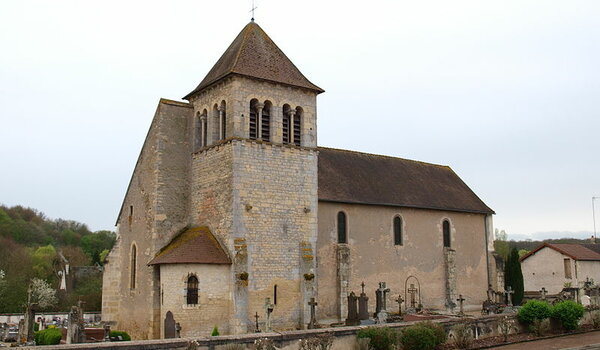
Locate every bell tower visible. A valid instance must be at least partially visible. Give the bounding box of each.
[184,21,324,332]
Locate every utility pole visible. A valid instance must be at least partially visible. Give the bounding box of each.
[594,197,599,241]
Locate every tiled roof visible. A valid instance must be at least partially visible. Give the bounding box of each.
[317,147,494,214]
[520,243,600,262]
[148,227,231,265]
[183,21,324,99]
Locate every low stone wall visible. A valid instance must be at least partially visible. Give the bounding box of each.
[23,314,511,350]
[0,312,101,325]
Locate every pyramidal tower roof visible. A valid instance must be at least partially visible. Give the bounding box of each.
[184,21,324,99]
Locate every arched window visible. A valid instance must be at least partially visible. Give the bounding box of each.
[393,216,403,246]
[194,112,202,151]
[337,211,347,244]
[186,275,199,305]
[262,101,271,142]
[249,99,259,140]
[282,104,291,144]
[130,244,137,289]
[443,220,451,248]
[294,107,302,146]
[220,101,226,140]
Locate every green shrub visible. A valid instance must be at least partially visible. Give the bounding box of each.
[109,330,131,341]
[400,325,436,350]
[211,326,220,336]
[416,321,446,346]
[34,328,62,345]
[357,326,399,350]
[552,300,585,331]
[518,300,552,324]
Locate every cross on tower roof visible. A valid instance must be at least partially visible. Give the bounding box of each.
[250,0,258,21]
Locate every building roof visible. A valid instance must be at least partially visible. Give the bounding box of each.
[520,243,600,262]
[148,227,231,265]
[317,147,494,214]
[183,21,324,99]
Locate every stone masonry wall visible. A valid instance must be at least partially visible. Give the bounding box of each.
[102,99,192,340]
[317,203,488,322]
[159,264,231,338]
[232,141,318,332]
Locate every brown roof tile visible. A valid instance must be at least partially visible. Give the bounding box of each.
[148,227,231,265]
[520,243,600,262]
[183,21,323,99]
[317,147,494,214]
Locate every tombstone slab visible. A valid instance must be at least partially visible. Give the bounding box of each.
[346,292,359,326]
[164,311,176,339]
[358,282,370,320]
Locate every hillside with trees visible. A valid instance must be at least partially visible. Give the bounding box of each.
[0,205,115,312]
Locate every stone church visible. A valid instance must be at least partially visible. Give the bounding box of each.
[101,21,495,339]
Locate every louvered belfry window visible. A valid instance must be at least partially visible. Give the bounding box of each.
[282,114,290,143]
[249,105,258,140]
[187,275,199,305]
[261,106,270,141]
[293,112,301,146]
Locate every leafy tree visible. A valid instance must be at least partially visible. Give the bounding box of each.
[28,278,57,310]
[60,246,91,266]
[31,245,57,280]
[518,249,530,258]
[81,231,116,265]
[505,248,524,305]
[0,236,34,312]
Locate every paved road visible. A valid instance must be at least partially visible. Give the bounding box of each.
[490,331,600,349]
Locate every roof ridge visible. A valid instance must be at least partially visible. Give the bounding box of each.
[318,146,450,169]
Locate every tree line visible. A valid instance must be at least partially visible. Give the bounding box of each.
[0,205,115,312]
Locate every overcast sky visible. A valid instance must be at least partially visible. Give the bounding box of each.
[1,0,599,240]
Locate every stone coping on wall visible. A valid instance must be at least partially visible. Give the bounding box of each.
[22,314,509,349]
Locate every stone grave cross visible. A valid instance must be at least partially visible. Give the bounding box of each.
[254,312,261,333]
[264,297,274,332]
[540,287,547,301]
[358,282,370,321]
[487,284,495,301]
[505,287,514,307]
[456,294,466,315]
[395,294,404,316]
[307,297,318,329]
[408,283,418,308]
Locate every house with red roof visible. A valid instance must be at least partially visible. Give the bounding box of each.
[520,243,600,295]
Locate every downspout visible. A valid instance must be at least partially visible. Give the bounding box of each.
[484,214,492,287]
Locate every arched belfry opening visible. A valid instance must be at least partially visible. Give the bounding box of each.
[219,100,227,140]
[282,104,292,144]
[249,99,259,140]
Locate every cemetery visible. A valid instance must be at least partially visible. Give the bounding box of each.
[3,278,600,349]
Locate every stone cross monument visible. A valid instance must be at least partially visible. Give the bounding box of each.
[264,297,274,332]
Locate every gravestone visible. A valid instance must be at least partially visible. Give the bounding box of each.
[487,284,495,301]
[582,294,591,307]
[307,297,318,329]
[103,324,111,342]
[358,282,370,321]
[456,294,465,315]
[505,287,514,307]
[375,282,390,323]
[164,311,176,339]
[345,292,359,326]
[540,287,547,301]
[264,297,274,332]
[175,322,182,338]
[66,301,85,344]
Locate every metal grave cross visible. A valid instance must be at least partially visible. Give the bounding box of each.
[254,312,261,333]
[361,281,366,294]
[395,294,404,316]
